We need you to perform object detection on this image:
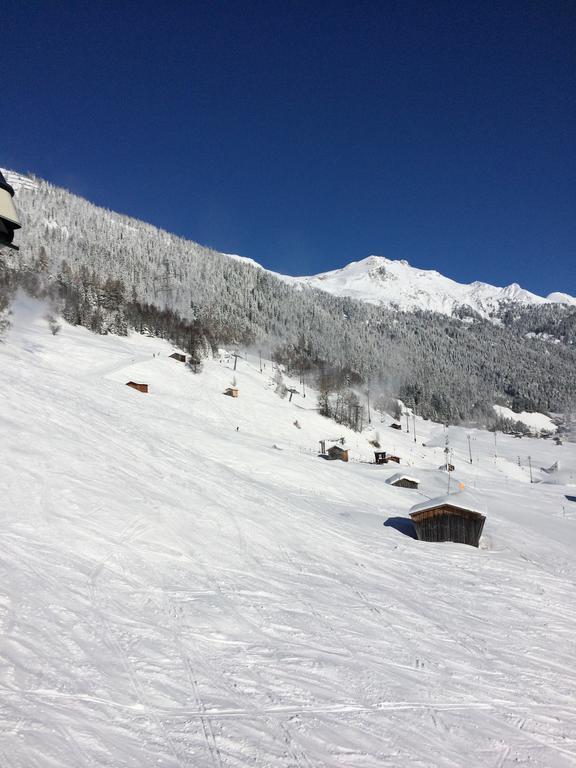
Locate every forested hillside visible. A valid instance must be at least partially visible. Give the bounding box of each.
[2,170,575,425]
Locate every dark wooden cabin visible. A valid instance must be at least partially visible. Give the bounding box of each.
[390,423,402,430]
[126,381,148,393]
[388,455,401,464]
[169,352,187,363]
[409,495,486,547]
[327,445,349,462]
[387,473,419,489]
[374,451,388,464]
[224,387,239,398]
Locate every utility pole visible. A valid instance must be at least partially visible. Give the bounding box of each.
[467,434,473,464]
[494,431,498,460]
[412,413,417,443]
[352,404,362,432]
[301,370,306,398]
[528,455,533,484]
[259,350,262,373]
[366,390,371,424]
[232,352,241,371]
[405,411,410,432]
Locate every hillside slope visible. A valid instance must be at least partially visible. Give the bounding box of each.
[4,170,575,320]
[1,300,576,767]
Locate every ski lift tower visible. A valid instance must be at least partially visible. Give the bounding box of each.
[0,171,21,250]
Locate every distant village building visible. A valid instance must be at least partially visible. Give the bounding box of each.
[169,352,187,363]
[126,381,148,393]
[225,387,239,398]
[374,451,388,465]
[326,445,349,462]
[390,423,403,430]
[409,494,486,547]
[387,473,419,489]
[388,455,401,464]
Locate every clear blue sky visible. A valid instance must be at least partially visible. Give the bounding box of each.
[4,0,575,294]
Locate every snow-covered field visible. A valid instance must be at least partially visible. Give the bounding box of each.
[1,298,576,767]
[493,404,557,435]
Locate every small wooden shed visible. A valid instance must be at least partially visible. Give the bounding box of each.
[387,473,419,489]
[170,352,187,363]
[390,423,403,430]
[374,451,388,464]
[409,494,486,547]
[225,387,239,398]
[327,445,349,462]
[388,455,401,464]
[126,381,148,393]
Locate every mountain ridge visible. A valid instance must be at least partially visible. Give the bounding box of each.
[4,168,573,321]
[234,252,576,319]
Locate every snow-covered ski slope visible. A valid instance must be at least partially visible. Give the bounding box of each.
[2,299,576,767]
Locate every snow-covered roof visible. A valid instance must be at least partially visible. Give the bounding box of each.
[328,443,351,452]
[387,472,419,485]
[410,492,486,517]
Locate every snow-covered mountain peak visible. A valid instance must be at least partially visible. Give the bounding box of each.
[290,255,574,318]
[547,291,576,306]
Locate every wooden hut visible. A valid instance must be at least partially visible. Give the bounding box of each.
[374,451,388,464]
[387,473,419,489]
[326,445,349,462]
[388,455,401,464]
[319,438,345,455]
[409,494,486,547]
[224,386,239,398]
[169,352,187,363]
[126,381,148,393]
[390,423,402,430]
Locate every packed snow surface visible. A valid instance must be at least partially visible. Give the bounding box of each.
[2,298,576,767]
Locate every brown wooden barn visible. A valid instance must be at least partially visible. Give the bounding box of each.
[388,455,401,464]
[224,387,239,398]
[387,473,420,489]
[374,451,388,464]
[126,381,148,393]
[326,445,349,462]
[409,494,486,547]
[169,352,187,363]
